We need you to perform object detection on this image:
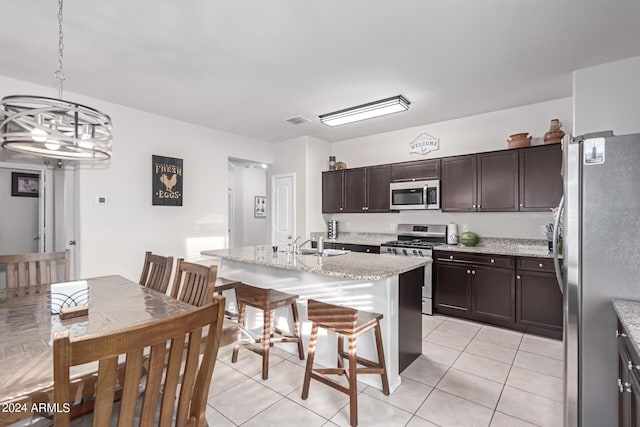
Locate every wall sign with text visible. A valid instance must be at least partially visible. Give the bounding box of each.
[409,132,440,155]
[152,155,183,206]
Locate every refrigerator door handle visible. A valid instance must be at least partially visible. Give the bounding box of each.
[553,195,564,293]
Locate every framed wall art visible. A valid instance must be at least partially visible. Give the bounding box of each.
[11,172,40,197]
[254,196,266,218]
[152,155,183,206]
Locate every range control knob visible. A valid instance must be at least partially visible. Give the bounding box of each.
[392,248,398,255]
[413,250,418,255]
[418,250,424,256]
[402,249,408,256]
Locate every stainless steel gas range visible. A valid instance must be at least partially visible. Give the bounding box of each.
[381,224,447,315]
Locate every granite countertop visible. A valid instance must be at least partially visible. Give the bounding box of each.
[614,299,640,356]
[310,232,395,246]
[435,237,555,258]
[201,246,429,281]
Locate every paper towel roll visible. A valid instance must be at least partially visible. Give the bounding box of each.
[447,223,458,244]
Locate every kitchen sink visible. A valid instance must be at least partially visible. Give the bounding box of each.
[297,248,348,256]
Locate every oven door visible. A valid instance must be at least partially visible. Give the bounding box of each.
[390,182,426,210]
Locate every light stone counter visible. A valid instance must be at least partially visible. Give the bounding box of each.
[201,246,428,281]
[435,237,555,258]
[310,231,395,246]
[614,299,640,356]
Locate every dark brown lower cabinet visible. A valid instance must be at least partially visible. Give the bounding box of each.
[472,266,515,324]
[434,250,562,339]
[617,321,640,427]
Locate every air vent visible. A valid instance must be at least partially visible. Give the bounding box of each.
[285,116,310,125]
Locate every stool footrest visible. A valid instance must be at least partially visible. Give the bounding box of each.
[310,372,350,395]
[337,351,382,369]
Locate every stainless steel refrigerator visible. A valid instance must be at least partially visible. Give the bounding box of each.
[555,131,640,426]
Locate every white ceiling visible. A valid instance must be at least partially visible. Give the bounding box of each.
[1,1,639,143]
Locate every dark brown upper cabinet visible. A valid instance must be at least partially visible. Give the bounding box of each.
[322,170,344,213]
[441,154,477,212]
[519,144,563,211]
[322,165,391,214]
[477,150,519,212]
[391,159,440,181]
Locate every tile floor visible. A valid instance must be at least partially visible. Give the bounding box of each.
[206,314,564,427]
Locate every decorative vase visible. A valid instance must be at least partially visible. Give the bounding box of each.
[507,133,532,149]
[329,156,336,171]
[544,119,565,144]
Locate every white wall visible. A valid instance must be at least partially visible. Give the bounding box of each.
[0,74,273,281]
[573,56,640,135]
[326,98,572,239]
[240,167,267,246]
[305,137,332,237]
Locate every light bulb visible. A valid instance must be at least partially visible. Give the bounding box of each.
[77,123,94,149]
[31,113,48,142]
[45,141,61,151]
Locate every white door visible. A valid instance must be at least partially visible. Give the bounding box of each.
[228,188,236,248]
[271,173,295,246]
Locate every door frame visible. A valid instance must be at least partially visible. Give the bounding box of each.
[271,173,296,245]
[0,161,53,253]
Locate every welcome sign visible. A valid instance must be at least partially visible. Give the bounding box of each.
[152,155,183,206]
[409,132,440,155]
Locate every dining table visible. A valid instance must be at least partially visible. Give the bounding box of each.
[0,275,199,425]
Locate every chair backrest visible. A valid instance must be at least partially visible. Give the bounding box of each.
[53,297,226,427]
[307,299,358,332]
[0,250,70,295]
[234,282,270,308]
[139,251,174,294]
[170,259,217,307]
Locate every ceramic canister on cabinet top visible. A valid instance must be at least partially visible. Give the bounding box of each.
[447,223,458,244]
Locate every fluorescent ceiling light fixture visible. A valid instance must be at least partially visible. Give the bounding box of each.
[319,95,410,127]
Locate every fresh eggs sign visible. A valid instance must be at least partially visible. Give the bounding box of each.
[409,132,440,155]
[152,155,183,206]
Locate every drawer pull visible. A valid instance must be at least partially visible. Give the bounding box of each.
[491,259,495,263]
[628,361,640,371]
[449,255,454,260]
[619,378,625,392]
[617,330,628,338]
[539,263,544,268]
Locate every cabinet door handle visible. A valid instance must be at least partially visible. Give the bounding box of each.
[516,275,521,280]
[449,255,454,260]
[467,270,471,274]
[472,204,476,208]
[339,207,343,211]
[619,378,625,392]
[471,270,476,275]
[617,330,628,338]
[627,360,640,371]
[520,203,524,207]
[477,204,481,209]
[490,259,495,263]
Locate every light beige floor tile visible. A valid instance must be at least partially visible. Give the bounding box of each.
[208,361,250,397]
[242,397,326,427]
[287,384,350,420]
[437,369,503,409]
[421,341,462,367]
[425,329,474,351]
[490,411,537,427]
[363,376,433,413]
[523,333,562,345]
[406,415,441,427]
[210,378,283,425]
[402,357,449,387]
[423,315,446,334]
[519,336,563,360]
[474,327,523,349]
[221,346,286,378]
[506,366,563,402]
[465,339,517,364]
[252,359,306,395]
[452,353,511,384]
[416,389,493,427]
[497,385,563,427]
[330,392,413,427]
[513,350,563,378]
[205,404,237,427]
[435,319,482,338]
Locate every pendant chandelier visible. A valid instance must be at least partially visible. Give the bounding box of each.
[0,0,113,160]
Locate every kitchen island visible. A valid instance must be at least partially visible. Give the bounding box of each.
[201,246,428,392]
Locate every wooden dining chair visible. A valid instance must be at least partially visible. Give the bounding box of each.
[0,249,70,296]
[170,259,217,307]
[52,297,225,427]
[138,251,174,294]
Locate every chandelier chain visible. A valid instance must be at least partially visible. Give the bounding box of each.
[54,0,66,97]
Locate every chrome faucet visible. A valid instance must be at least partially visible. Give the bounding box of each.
[293,236,315,254]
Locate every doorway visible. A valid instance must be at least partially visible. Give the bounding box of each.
[227,158,269,248]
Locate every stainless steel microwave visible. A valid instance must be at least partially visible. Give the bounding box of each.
[389,180,440,210]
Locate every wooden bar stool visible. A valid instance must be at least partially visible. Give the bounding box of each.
[301,299,390,427]
[214,276,241,319]
[231,283,305,379]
